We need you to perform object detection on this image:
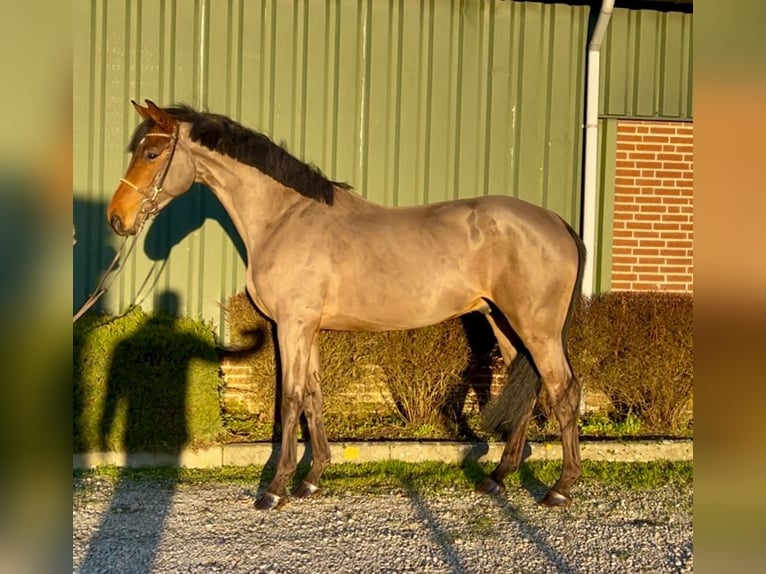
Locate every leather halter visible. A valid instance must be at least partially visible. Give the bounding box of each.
[119,124,180,228]
[74,124,180,323]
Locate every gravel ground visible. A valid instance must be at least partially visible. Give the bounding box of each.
[73,476,692,574]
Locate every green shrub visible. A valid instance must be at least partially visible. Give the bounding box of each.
[73,307,223,452]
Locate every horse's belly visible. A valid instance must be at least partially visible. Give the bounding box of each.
[320,286,487,332]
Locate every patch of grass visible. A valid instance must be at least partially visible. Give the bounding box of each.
[315,460,479,494]
[581,459,693,489]
[466,514,498,539]
[75,464,185,485]
[74,459,692,495]
[578,411,643,437]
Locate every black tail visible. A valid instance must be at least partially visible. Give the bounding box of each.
[481,349,541,435]
[482,219,586,436]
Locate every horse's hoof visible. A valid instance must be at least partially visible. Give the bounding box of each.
[476,477,506,496]
[293,481,321,499]
[540,489,572,507]
[255,492,285,510]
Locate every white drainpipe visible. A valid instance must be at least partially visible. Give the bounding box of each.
[582,0,615,296]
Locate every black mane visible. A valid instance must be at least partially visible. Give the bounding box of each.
[129,104,349,205]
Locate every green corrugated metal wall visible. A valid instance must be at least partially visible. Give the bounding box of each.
[600,7,693,119]
[74,0,589,337]
[73,1,691,335]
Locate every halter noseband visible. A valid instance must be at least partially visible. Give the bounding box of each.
[119,124,180,226]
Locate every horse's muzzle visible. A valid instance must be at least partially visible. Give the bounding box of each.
[110,213,131,236]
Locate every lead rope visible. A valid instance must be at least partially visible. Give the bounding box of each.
[72,229,142,323]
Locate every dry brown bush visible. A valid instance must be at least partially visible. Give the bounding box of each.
[370,320,471,429]
[221,293,472,433]
[568,292,693,433]
[222,290,693,438]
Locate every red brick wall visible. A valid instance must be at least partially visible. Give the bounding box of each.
[611,120,693,292]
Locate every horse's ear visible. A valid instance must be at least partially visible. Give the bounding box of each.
[143,99,175,131]
[132,99,150,119]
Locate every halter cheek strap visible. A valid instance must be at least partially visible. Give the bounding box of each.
[120,125,180,225]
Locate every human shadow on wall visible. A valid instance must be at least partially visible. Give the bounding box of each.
[76,291,218,574]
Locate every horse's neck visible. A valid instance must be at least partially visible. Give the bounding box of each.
[329,184,379,212]
[190,145,305,248]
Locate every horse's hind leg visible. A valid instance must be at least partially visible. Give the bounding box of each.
[525,338,582,506]
[293,338,331,498]
[477,311,536,495]
[484,311,518,368]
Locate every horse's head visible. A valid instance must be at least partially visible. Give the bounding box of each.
[107,100,196,235]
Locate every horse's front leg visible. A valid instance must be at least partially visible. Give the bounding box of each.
[255,318,319,510]
[293,336,331,498]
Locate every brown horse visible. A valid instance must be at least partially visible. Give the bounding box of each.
[107,100,586,510]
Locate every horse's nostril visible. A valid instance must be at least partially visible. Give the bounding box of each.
[110,214,124,234]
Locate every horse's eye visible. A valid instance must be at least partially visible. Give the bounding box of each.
[144,151,159,161]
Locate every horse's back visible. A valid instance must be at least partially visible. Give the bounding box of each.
[324,190,579,284]
[335,191,570,240]
[306,191,580,331]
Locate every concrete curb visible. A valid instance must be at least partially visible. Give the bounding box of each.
[73,439,692,470]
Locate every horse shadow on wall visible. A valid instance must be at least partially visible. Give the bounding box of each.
[74,184,246,316]
[142,183,246,266]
